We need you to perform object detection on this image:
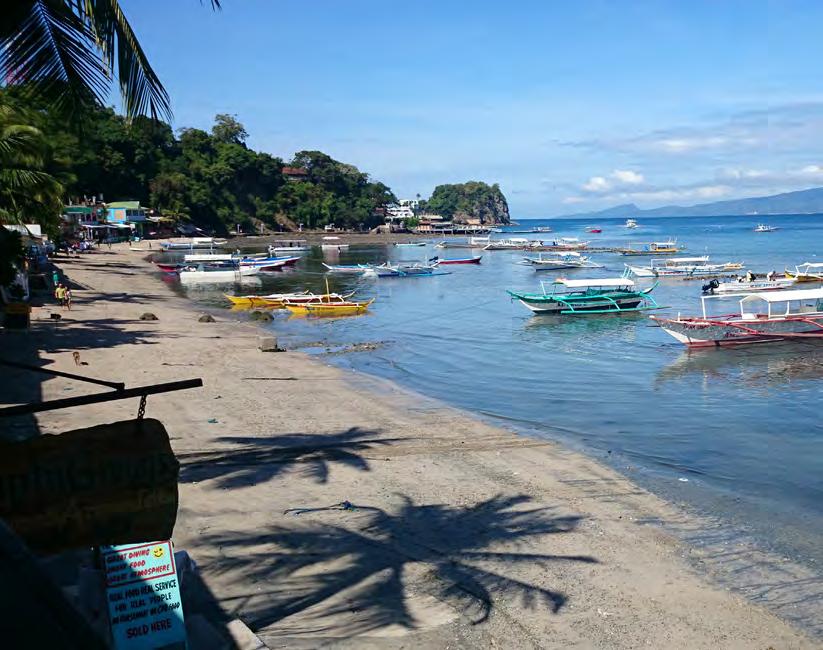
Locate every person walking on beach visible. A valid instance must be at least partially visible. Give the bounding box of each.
[54,283,67,308]
[64,286,72,311]
[52,269,60,287]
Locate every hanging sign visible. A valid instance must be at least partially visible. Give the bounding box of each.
[0,418,179,553]
[103,540,186,650]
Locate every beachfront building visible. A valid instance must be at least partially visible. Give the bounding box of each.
[384,199,421,228]
[106,200,148,239]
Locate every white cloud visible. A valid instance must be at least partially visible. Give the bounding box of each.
[582,176,611,192]
[612,169,644,184]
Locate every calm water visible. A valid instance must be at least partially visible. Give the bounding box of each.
[175,213,823,566]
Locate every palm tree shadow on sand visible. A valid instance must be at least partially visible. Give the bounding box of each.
[178,427,400,488]
[201,494,597,638]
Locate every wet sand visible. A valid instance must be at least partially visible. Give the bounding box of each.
[6,243,819,649]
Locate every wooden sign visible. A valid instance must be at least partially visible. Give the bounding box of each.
[0,419,179,554]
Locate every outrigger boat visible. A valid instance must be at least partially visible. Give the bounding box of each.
[537,237,590,251]
[585,226,602,233]
[179,264,260,283]
[507,277,661,315]
[484,237,539,250]
[626,256,743,278]
[652,287,823,347]
[429,255,482,265]
[519,252,603,270]
[374,261,441,276]
[435,236,491,249]
[625,219,639,229]
[754,224,779,232]
[161,237,228,251]
[785,262,823,283]
[394,241,427,247]
[268,240,311,255]
[701,276,796,295]
[617,238,684,256]
[323,263,374,274]
[224,291,355,308]
[286,299,374,317]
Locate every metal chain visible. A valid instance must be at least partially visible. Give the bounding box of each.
[137,395,147,421]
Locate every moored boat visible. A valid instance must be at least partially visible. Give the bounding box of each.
[224,291,354,308]
[268,240,311,255]
[785,262,823,283]
[754,224,779,232]
[430,255,482,265]
[507,277,661,315]
[484,237,538,250]
[701,276,796,295]
[585,226,602,233]
[617,238,684,256]
[435,236,491,249]
[520,252,603,270]
[285,298,374,316]
[394,242,427,247]
[652,288,823,347]
[323,263,374,274]
[626,256,743,278]
[161,237,228,251]
[625,218,639,229]
[179,264,260,283]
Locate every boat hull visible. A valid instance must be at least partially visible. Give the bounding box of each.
[516,296,644,314]
[654,315,823,347]
[434,256,482,265]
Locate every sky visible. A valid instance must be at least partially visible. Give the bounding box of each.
[123,0,823,217]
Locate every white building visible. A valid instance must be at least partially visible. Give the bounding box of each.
[385,199,419,223]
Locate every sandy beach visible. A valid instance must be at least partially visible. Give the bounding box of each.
[3,243,820,649]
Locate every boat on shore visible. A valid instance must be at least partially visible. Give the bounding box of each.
[617,239,684,256]
[626,256,743,278]
[785,262,823,282]
[507,277,661,315]
[652,287,823,347]
[520,252,603,270]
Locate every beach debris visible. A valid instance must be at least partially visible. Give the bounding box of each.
[198,313,216,323]
[259,335,282,352]
[207,418,218,424]
[249,310,273,322]
[49,313,62,320]
[140,312,158,321]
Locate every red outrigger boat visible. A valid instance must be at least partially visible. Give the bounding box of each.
[431,255,482,265]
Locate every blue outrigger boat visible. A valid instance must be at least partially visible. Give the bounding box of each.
[508,277,662,315]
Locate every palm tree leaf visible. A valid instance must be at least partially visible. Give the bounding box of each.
[0,1,109,117]
[80,0,171,120]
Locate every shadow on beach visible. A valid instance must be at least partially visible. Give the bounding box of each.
[178,427,401,488]
[196,494,597,639]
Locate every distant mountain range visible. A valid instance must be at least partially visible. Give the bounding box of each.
[558,186,823,219]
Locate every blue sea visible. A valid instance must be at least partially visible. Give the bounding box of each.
[177,213,823,570]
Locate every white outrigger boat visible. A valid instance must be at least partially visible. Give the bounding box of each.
[625,218,639,229]
[617,238,684,256]
[268,240,311,255]
[179,264,260,283]
[322,263,374,274]
[484,237,540,251]
[538,237,590,251]
[519,251,604,270]
[626,256,743,278]
[701,276,796,295]
[754,224,779,232]
[652,287,823,347]
[436,236,491,249]
[161,237,228,251]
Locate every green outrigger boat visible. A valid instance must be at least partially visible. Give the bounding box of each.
[507,277,662,315]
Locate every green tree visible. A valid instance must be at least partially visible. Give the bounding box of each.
[211,113,248,145]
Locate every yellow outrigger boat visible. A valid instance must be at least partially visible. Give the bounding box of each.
[285,298,374,317]
[785,263,823,283]
[224,291,355,308]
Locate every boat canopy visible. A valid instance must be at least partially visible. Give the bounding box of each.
[664,256,709,263]
[555,277,635,288]
[740,287,823,303]
[798,262,823,269]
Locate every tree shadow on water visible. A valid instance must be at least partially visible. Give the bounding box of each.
[202,494,597,637]
[179,427,400,488]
